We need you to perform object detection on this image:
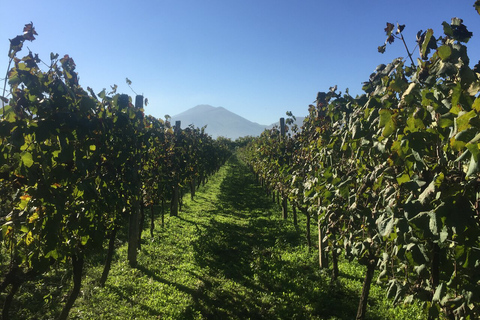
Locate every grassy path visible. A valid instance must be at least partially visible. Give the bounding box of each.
[18,155,423,319]
[74,155,327,319]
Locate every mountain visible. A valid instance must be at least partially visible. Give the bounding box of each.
[171,105,267,139]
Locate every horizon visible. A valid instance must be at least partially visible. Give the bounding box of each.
[169,103,307,140]
[172,104,293,126]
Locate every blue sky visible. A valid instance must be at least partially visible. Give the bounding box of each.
[1,1,480,125]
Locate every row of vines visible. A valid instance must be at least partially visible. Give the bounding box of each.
[0,24,231,319]
[241,14,480,320]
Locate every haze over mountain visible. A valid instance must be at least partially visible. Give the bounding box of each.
[171,105,305,140]
[171,105,266,139]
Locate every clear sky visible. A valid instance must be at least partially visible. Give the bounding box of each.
[1,1,480,125]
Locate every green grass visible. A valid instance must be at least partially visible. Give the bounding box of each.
[1,155,426,319]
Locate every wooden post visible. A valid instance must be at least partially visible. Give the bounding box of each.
[175,120,181,132]
[161,199,165,227]
[300,207,311,248]
[281,196,288,218]
[280,117,285,139]
[138,202,144,250]
[128,95,143,267]
[190,177,196,200]
[331,229,339,280]
[280,118,288,219]
[171,121,181,216]
[318,197,327,269]
[135,95,143,110]
[318,218,324,268]
[292,203,298,226]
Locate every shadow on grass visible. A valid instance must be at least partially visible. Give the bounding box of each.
[135,156,389,319]
[216,156,276,215]
[105,282,163,317]
[192,156,297,282]
[185,156,378,319]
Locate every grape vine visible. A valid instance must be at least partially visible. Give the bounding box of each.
[241,13,480,320]
[0,23,231,319]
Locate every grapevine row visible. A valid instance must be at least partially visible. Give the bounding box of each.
[0,24,231,319]
[241,16,480,320]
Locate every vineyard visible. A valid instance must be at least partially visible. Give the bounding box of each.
[241,10,480,320]
[2,4,480,320]
[0,24,231,319]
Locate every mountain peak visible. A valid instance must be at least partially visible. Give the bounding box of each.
[171,105,266,139]
[190,104,216,112]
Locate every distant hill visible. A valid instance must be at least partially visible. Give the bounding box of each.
[171,105,306,140]
[171,105,267,139]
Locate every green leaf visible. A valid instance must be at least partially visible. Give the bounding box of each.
[45,249,59,260]
[386,280,397,299]
[456,110,476,132]
[428,211,439,236]
[128,107,136,120]
[438,117,454,128]
[473,97,480,112]
[437,45,452,61]
[466,142,480,162]
[379,109,391,127]
[450,83,463,113]
[415,264,426,277]
[81,235,90,245]
[455,245,465,260]
[98,89,106,99]
[2,105,16,122]
[406,115,425,132]
[379,109,395,137]
[25,231,34,245]
[451,137,466,152]
[442,21,453,37]
[419,180,435,205]
[455,127,477,143]
[377,212,394,237]
[433,283,446,303]
[466,154,479,178]
[421,29,434,59]
[396,173,410,185]
[439,226,448,243]
[21,152,34,167]
[450,18,472,42]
